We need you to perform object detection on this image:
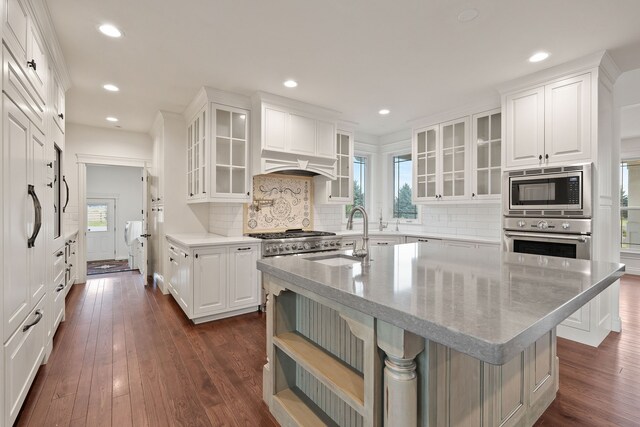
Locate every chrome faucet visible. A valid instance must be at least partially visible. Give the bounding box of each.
[347,206,370,266]
[378,212,388,231]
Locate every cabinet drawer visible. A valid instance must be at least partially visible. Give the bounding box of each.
[2,44,45,130]
[4,293,46,426]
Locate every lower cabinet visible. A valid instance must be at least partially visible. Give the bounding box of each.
[369,236,404,246]
[166,240,260,323]
[64,234,78,295]
[4,294,46,426]
[405,236,443,246]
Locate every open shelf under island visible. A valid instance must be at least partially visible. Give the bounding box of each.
[257,243,624,427]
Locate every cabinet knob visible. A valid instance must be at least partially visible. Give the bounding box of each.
[27,59,37,71]
[47,162,53,168]
[190,193,193,197]
[58,113,64,120]
[545,154,549,160]
[472,193,475,198]
[246,191,250,196]
[195,254,199,259]
[539,154,543,161]
[47,182,54,188]
[169,257,174,262]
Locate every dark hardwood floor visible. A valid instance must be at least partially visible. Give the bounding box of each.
[15,272,640,426]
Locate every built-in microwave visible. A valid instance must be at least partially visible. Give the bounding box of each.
[503,164,592,217]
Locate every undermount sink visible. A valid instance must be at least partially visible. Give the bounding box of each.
[307,253,362,267]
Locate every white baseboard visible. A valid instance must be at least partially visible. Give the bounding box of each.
[623,266,640,276]
[611,316,622,332]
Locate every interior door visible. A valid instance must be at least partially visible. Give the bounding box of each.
[139,168,148,277]
[86,198,116,261]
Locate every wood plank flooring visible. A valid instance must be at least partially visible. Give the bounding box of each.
[15,272,640,426]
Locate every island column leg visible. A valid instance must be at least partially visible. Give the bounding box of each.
[377,320,425,427]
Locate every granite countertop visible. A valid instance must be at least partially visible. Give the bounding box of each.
[335,230,500,245]
[257,243,624,364]
[166,233,261,248]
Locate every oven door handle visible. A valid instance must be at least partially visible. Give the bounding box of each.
[504,231,588,242]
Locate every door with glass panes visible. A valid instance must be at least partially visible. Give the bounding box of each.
[187,106,206,200]
[472,110,501,199]
[212,104,250,200]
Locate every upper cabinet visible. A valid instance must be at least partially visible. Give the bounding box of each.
[315,130,353,204]
[51,71,65,133]
[472,109,502,199]
[504,73,591,169]
[184,88,252,203]
[413,117,470,202]
[253,92,339,179]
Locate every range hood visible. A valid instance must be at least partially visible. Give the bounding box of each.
[252,92,340,180]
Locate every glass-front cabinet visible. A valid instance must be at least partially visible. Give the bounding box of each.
[212,104,249,199]
[187,105,207,200]
[186,100,251,203]
[472,109,501,199]
[413,117,469,202]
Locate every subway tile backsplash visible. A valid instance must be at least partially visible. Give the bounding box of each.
[209,202,501,239]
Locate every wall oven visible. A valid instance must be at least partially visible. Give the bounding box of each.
[503,217,592,260]
[503,163,591,217]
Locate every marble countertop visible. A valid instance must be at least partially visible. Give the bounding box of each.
[257,243,624,364]
[166,233,261,248]
[335,230,500,244]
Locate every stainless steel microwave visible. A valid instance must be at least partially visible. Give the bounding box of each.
[503,164,592,217]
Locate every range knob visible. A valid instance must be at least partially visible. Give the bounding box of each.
[285,244,291,250]
[537,220,549,230]
[323,241,329,247]
[517,220,526,228]
[330,241,336,247]
[265,246,272,254]
[562,222,570,230]
[303,242,311,250]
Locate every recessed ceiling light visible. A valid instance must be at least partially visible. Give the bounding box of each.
[106,117,119,122]
[529,52,549,63]
[103,84,119,92]
[283,80,298,88]
[99,24,122,38]
[378,109,390,115]
[457,9,479,22]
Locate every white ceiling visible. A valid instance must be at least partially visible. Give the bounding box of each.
[47,0,640,137]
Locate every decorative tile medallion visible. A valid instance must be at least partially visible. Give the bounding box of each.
[244,174,314,233]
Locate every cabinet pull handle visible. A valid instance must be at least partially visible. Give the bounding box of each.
[237,247,251,251]
[47,162,53,168]
[62,176,69,213]
[246,191,250,196]
[47,182,54,188]
[23,310,43,332]
[418,239,429,242]
[27,185,42,248]
[27,59,37,71]
[472,193,475,198]
[190,193,194,197]
[56,251,64,257]
[184,253,188,257]
[377,242,389,245]
[56,284,64,292]
[169,257,174,262]
[195,254,199,259]
[58,113,64,120]
[170,246,174,250]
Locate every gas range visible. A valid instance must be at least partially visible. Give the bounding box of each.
[247,229,342,257]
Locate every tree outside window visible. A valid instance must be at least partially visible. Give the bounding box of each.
[346,156,366,218]
[393,154,417,219]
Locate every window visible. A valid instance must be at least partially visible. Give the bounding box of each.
[621,161,640,249]
[393,154,417,219]
[346,155,366,218]
[87,203,109,232]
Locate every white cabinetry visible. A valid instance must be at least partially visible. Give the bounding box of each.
[185,89,252,203]
[369,235,404,246]
[472,110,502,199]
[315,130,354,204]
[405,236,442,246]
[166,239,260,323]
[64,233,77,294]
[3,95,47,343]
[504,73,591,169]
[413,117,470,202]
[253,92,340,179]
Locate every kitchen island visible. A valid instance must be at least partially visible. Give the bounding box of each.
[257,243,624,427]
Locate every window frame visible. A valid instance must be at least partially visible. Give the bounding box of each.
[391,151,419,222]
[343,152,370,222]
[620,159,640,251]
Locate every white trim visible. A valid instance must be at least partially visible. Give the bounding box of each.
[342,152,371,224]
[76,154,151,168]
[408,100,500,129]
[389,150,422,224]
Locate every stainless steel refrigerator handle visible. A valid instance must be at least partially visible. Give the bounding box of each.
[27,185,42,248]
[504,231,587,242]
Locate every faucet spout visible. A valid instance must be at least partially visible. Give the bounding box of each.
[347,206,370,266]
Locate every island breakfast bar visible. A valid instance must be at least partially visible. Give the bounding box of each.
[257,243,624,427]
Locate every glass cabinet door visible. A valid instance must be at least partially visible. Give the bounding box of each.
[213,104,249,198]
[440,117,467,198]
[415,125,438,199]
[473,110,501,197]
[187,106,206,199]
[331,131,352,201]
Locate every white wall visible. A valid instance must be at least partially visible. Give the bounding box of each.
[64,123,153,232]
[87,165,143,260]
